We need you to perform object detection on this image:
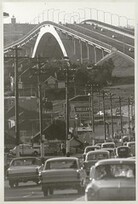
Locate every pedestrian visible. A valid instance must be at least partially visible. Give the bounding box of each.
[61,142,66,156]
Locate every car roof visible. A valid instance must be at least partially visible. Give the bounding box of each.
[95,158,135,167]
[11,157,39,161]
[127,142,135,144]
[101,148,115,151]
[102,142,115,145]
[86,150,110,155]
[45,157,78,162]
[116,146,130,149]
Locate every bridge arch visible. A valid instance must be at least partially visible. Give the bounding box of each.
[32,24,68,59]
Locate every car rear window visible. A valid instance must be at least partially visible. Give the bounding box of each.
[117,147,131,157]
[87,152,109,161]
[11,158,41,166]
[46,159,77,169]
[102,144,115,148]
[95,163,135,180]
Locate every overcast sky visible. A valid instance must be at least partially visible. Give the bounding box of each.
[2,0,136,27]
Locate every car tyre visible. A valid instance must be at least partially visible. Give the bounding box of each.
[33,151,38,156]
[36,180,41,185]
[43,188,48,197]
[9,181,14,188]
[15,181,19,188]
[49,188,53,195]
[77,186,85,195]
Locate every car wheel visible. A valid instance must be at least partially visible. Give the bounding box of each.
[9,181,14,188]
[33,151,38,156]
[15,181,19,188]
[77,186,85,195]
[36,180,41,185]
[43,188,48,197]
[49,188,53,195]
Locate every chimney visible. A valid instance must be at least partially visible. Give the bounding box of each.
[11,15,16,24]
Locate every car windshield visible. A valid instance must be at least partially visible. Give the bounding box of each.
[117,147,130,157]
[128,143,135,148]
[86,147,98,153]
[95,164,135,180]
[102,144,115,148]
[87,152,109,161]
[46,159,78,169]
[11,158,41,166]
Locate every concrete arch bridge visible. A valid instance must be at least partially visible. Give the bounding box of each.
[4,20,134,76]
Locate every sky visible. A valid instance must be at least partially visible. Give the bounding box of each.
[2,0,136,27]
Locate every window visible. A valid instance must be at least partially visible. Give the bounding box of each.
[46,160,77,170]
[95,164,135,180]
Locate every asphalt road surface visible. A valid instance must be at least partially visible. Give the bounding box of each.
[4,180,85,201]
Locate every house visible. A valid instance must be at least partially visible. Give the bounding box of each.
[43,76,58,89]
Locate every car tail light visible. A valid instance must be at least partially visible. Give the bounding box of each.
[36,168,39,175]
[6,169,9,177]
[86,188,96,201]
[76,170,80,179]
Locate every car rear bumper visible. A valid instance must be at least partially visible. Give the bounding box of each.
[42,181,81,190]
[7,174,40,182]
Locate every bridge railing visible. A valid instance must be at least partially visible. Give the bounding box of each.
[4,20,134,58]
[4,21,112,54]
[81,19,134,36]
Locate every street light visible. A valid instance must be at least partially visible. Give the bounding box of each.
[85,8,92,19]
[73,11,81,23]
[127,18,134,28]
[97,10,106,23]
[112,13,120,26]
[92,8,98,21]
[58,11,65,23]
[63,13,71,24]
[105,11,113,25]
[70,15,79,24]
[120,16,128,28]
[52,9,60,22]
[78,8,86,21]
[47,8,55,21]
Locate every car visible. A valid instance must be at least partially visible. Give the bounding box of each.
[100,148,115,158]
[40,157,87,197]
[7,157,43,188]
[9,144,40,156]
[101,142,115,149]
[115,146,132,158]
[95,143,102,148]
[83,146,100,160]
[83,150,110,176]
[85,158,135,201]
[126,142,135,156]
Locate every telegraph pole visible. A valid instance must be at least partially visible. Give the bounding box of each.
[14,45,20,157]
[119,96,123,133]
[90,84,95,145]
[128,97,131,134]
[90,84,95,133]
[102,91,106,141]
[36,56,45,158]
[64,57,70,154]
[110,93,114,139]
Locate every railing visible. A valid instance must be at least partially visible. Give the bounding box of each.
[81,19,134,36]
[4,21,113,53]
[4,20,134,59]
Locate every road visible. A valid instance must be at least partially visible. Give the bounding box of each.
[4,180,85,201]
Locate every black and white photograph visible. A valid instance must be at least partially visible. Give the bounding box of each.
[2,0,137,202]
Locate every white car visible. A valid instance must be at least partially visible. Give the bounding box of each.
[9,144,40,156]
